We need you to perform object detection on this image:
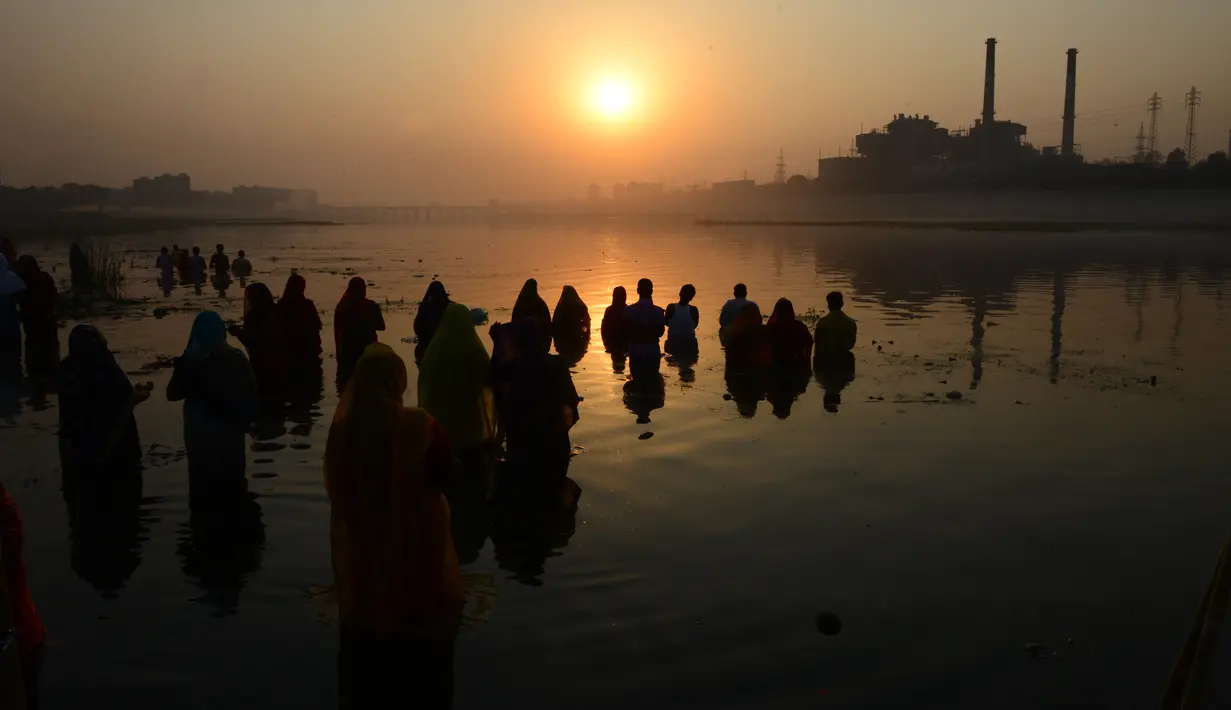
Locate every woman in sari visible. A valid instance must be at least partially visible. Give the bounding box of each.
[333,277,385,388]
[511,278,552,349]
[413,281,451,363]
[325,343,461,709]
[15,257,58,378]
[766,298,813,366]
[418,303,497,456]
[724,302,771,368]
[167,312,259,503]
[69,243,91,294]
[551,285,590,341]
[600,286,628,349]
[229,283,288,399]
[57,326,148,475]
[1,478,46,710]
[276,274,323,365]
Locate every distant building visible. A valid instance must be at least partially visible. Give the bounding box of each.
[711,179,757,195]
[613,183,627,200]
[231,185,316,210]
[624,182,664,199]
[131,173,192,205]
[587,184,602,202]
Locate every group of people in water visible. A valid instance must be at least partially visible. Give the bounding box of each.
[0,239,71,385]
[155,243,253,296]
[1,263,857,708]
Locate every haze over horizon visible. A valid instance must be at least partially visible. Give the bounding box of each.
[2,0,1228,205]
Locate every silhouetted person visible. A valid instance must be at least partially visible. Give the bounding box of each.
[492,319,580,493]
[814,291,857,357]
[725,303,770,367]
[155,247,174,295]
[277,273,323,369]
[0,254,25,365]
[413,280,451,363]
[601,286,629,349]
[418,302,498,457]
[231,249,252,286]
[229,283,289,400]
[173,244,190,283]
[325,344,461,709]
[57,326,149,475]
[333,277,385,390]
[766,298,813,366]
[552,285,591,340]
[719,283,757,329]
[512,278,552,349]
[69,243,91,294]
[167,312,259,504]
[816,352,856,414]
[14,257,58,379]
[665,284,699,360]
[625,278,665,380]
[187,247,205,285]
[209,244,230,279]
[1,478,47,709]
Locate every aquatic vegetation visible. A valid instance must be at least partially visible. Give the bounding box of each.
[83,241,128,299]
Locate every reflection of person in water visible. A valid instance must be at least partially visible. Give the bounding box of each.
[665,284,700,363]
[625,278,665,380]
[724,356,768,418]
[623,375,665,424]
[333,277,386,390]
[57,326,148,475]
[815,351,856,414]
[177,487,265,616]
[814,291,857,356]
[766,364,811,419]
[413,280,451,363]
[325,343,462,710]
[167,312,259,502]
[512,278,553,350]
[0,254,26,365]
[60,453,148,599]
[15,256,58,379]
[419,303,498,458]
[229,283,289,400]
[2,477,47,709]
[491,319,580,491]
[491,470,582,587]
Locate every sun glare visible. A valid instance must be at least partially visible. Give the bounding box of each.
[590,79,636,121]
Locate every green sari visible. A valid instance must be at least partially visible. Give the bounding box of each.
[417,304,498,450]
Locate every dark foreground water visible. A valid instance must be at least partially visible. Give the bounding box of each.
[3,223,1231,708]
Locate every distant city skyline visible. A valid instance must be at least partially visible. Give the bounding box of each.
[1,0,1228,203]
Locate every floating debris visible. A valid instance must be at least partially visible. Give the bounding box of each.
[153,307,172,319]
[722,393,733,401]
[815,612,842,636]
[1025,642,1052,659]
[946,391,963,400]
[638,431,654,440]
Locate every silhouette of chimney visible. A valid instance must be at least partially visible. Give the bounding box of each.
[982,38,996,128]
[1061,49,1078,157]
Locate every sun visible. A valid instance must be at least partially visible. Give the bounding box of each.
[590,79,636,121]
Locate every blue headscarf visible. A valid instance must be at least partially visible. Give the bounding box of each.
[185,311,227,356]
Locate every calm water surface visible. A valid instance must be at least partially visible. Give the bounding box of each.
[4,223,1231,708]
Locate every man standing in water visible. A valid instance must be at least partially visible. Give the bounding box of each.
[155,247,175,295]
[625,278,665,380]
[719,283,756,329]
[231,250,252,287]
[209,245,230,280]
[187,247,206,292]
[813,291,857,356]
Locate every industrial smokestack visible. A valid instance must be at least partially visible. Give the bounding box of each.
[1061,48,1078,157]
[982,38,997,128]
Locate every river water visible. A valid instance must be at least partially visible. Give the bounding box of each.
[3,222,1231,708]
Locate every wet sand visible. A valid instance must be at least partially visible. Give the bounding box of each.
[3,223,1231,708]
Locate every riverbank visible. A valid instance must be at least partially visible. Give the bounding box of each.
[0,210,342,241]
[696,218,1231,233]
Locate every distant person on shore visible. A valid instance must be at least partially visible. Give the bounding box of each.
[229,283,288,399]
[15,256,59,378]
[0,254,26,365]
[492,319,580,492]
[277,273,323,367]
[325,343,462,709]
[419,302,497,458]
[156,247,175,295]
[167,312,259,502]
[725,303,771,367]
[57,325,151,475]
[413,280,451,363]
[719,283,756,331]
[625,278,665,380]
[231,250,252,286]
[664,284,699,357]
[766,298,813,366]
[69,243,91,294]
[334,277,386,389]
[600,286,628,352]
[551,286,591,343]
[1,476,47,710]
[511,278,552,349]
[813,291,857,358]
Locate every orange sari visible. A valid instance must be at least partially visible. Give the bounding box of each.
[324,343,461,639]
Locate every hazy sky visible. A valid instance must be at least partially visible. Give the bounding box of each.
[2,0,1228,203]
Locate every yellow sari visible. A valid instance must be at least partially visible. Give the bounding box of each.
[325,343,461,638]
